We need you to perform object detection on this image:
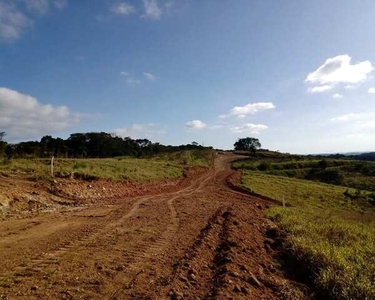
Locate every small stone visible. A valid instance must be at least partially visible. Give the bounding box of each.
[169,289,184,300]
[115,265,124,272]
[239,264,249,272]
[229,271,240,278]
[233,285,242,293]
[189,273,196,281]
[247,272,262,287]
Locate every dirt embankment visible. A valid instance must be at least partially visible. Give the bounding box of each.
[0,166,207,220]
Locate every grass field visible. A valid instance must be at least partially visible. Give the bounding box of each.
[234,158,375,193]
[240,170,375,299]
[0,150,214,182]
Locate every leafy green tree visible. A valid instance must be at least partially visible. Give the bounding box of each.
[234,137,261,155]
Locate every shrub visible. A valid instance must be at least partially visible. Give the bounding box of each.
[368,193,375,206]
[318,159,328,169]
[306,169,345,185]
[257,161,270,171]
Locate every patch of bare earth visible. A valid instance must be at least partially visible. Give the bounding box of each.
[0,155,309,299]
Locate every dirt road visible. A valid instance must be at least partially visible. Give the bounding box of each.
[0,154,307,299]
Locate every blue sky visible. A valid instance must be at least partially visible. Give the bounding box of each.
[1,0,375,153]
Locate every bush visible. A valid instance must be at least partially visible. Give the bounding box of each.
[318,159,328,169]
[257,161,270,171]
[368,193,375,206]
[306,169,345,185]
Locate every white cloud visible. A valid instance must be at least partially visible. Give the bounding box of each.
[228,102,275,117]
[308,85,333,93]
[0,0,68,42]
[330,113,362,122]
[126,78,141,85]
[306,55,373,87]
[24,0,50,15]
[0,2,31,41]
[209,125,225,130]
[142,0,162,20]
[332,93,343,99]
[368,88,375,94]
[110,2,136,15]
[53,0,67,10]
[330,112,375,134]
[120,71,129,76]
[360,120,375,130]
[185,120,207,130]
[23,0,68,14]
[230,123,268,134]
[113,123,166,139]
[0,87,82,140]
[143,72,156,80]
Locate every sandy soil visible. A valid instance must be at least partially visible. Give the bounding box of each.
[0,154,309,299]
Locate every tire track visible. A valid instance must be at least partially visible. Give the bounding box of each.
[105,171,217,299]
[0,195,150,288]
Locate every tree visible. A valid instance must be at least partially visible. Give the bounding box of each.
[234,137,261,155]
[0,132,6,159]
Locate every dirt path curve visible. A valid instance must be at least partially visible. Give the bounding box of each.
[0,153,308,300]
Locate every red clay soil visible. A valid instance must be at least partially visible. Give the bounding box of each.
[0,154,309,299]
[0,167,206,220]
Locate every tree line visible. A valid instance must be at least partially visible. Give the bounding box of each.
[0,132,210,159]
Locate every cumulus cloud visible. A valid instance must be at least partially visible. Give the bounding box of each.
[0,2,31,41]
[113,123,166,139]
[308,85,333,93]
[228,102,275,117]
[230,123,268,134]
[0,87,82,140]
[332,93,343,99]
[185,120,207,130]
[143,72,156,80]
[0,0,68,42]
[306,55,373,88]
[142,0,162,20]
[110,2,136,15]
[368,88,375,94]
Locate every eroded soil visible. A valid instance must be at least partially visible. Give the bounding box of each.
[0,154,309,299]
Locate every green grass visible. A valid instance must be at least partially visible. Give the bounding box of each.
[0,150,214,182]
[240,171,375,299]
[234,158,375,192]
[0,157,180,182]
[153,149,215,167]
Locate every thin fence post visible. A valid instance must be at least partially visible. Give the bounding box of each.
[51,156,54,179]
[282,195,285,208]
